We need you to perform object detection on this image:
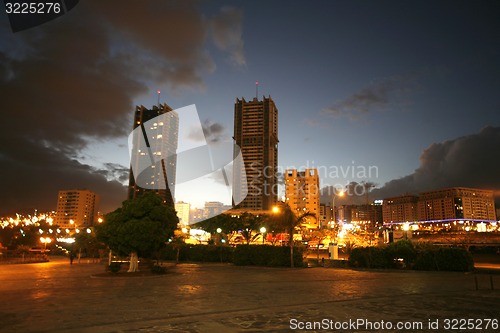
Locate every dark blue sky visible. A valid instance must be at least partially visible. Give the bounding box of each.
[0,0,499,213]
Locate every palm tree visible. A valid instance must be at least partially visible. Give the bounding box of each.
[237,213,265,245]
[272,202,316,268]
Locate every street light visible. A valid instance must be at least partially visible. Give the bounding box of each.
[403,223,410,239]
[260,227,266,244]
[330,189,345,228]
[40,237,51,250]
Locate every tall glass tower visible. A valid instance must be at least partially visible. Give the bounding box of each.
[128,103,179,207]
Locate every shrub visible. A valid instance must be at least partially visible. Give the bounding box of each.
[349,242,474,272]
[150,264,167,274]
[386,239,416,268]
[233,245,304,267]
[348,246,393,269]
[107,262,122,273]
[158,244,234,263]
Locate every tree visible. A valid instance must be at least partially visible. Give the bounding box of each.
[235,213,265,245]
[171,229,186,264]
[309,229,330,260]
[74,231,105,263]
[194,213,267,245]
[272,202,316,268]
[96,192,178,272]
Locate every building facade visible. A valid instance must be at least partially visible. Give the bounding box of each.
[418,187,496,221]
[382,194,419,224]
[175,201,190,226]
[285,168,320,228]
[204,201,224,219]
[55,189,99,228]
[233,96,278,211]
[383,187,497,224]
[128,103,179,207]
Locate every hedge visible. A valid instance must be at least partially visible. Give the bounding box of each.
[349,241,474,272]
[159,244,233,263]
[157,244,305,267]
[233,244,305,267]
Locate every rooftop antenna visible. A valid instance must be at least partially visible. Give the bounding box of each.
[255,81,259,100]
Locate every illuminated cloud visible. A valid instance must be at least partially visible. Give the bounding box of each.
[372,126,500,199]
[0,1,246,215]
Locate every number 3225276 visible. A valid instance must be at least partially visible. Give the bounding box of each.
[5,2,61,14]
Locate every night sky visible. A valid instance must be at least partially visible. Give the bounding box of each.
[1,0,499,215]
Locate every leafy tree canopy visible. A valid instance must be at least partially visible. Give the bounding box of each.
[96,192,178,258]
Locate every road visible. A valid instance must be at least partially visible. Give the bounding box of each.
[0,257,499,332]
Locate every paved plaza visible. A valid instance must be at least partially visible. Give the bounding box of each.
[0,257,499,332]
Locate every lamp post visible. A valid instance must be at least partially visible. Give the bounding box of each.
[331,189,345,229]
[40,237,51,251]
[403,223,410,239]
[260,227,266,244]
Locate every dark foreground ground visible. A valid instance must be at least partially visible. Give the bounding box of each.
[0,257,499,333]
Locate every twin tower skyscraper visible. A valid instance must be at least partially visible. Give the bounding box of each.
[128,95,279,213]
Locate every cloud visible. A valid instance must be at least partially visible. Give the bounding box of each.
[0,138,127,214]
[0,1,245,215]
[209,7,246,66]
[371,126,500,200]
[202,120,226,143]
[323,74,418,121]
[187,120,226,144]
[97,163,130,185]
[319,128,500,205]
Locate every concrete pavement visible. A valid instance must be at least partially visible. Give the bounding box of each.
[0,257,499,332]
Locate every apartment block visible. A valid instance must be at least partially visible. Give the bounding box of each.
[55,189,99,228]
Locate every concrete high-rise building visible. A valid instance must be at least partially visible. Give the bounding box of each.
[418,187,496,221]
[190,208,205,224]
[233,96,278,211]
[383,187,496,224]
[319,203,333,227]
[382,194,419,224]
[285,168,320,228]
[55,189,99,228]
[128,103,179,207]
[204,201,224,219]
[175,201,190,226]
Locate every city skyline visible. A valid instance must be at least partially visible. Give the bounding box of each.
[0,1,499,215]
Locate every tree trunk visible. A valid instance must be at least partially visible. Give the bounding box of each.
[128,251,139,272]
[176,247,180,264]
[289,230,294,268]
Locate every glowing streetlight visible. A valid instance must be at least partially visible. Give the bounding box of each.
[40,237,52,250]
[260,227,266,244]
[272,206,280,214]
[331,189,345,228]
